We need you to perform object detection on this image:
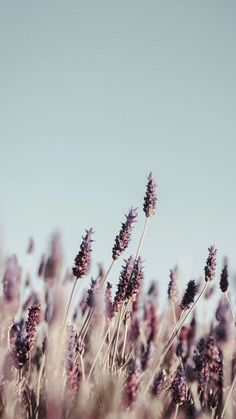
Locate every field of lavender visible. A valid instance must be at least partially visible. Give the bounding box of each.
[0,173,235,419]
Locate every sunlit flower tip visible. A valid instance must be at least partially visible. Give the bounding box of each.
[220,264,229,293]
[143,172,157,218]
[72,228,94,278]
[180,280,197,310]
[204,245,217,282]
[112,208,138,260]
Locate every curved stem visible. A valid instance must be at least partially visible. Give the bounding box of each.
[36,353,46,419]
[135,217,149,259]
[221,376,236,418]
[64,277,78,326]
[87,327,110,380]
[225,292,236,325]
[121,323,128,361]
[173,404,179,419]
[80,354,85,382]
[111,304,124,370]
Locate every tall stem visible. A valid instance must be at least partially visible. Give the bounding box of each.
[173,404,179,419]
[121,323,128,361]
[221,376,236,418]
[111,304,125,370]
[135,217,149,259]
[225,292,236,325]
[64,277,78,326]
[36,353,46,419]
[87,327,110,380]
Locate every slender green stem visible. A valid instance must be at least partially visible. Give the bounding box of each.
[79,308,92,338]
[171,301,177,325]
[64,277,79,326]
[80,354,85,382]
[111,304,125,370]
[121,323,128,361]
[101,259,115,287]
[173,404,179,419]
[87,327,110,380]
[36,353,46,419]
[81,309,94,340]
[103,317,119,367]
[135,217,149,259]
[221,376,236,418]
[225,292,236,325]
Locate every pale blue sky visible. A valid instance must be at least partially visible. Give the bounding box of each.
[1,1,236,307]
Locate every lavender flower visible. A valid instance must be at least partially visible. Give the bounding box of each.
[169,365,188,405]
[86,278,100,309]
[167,267,178,303]
[38,254,46,277]
[2,255,21,303]
[180,280,197,310]
[25,304,41,350]
[72,228,94,278]
[44,232,64,280]
[112,208,137,260]
[105,282,113,320]
[125,257,144,302]
[141,341,153,371]
[220,264,229,293]
[146,303,158,343]
[204,245,217,282]
[152,370,166,397]
[113,256,134,314]
[143,172,157,218]
[10,321,29,370]
[124,360,140,409]
[66,326,80,395]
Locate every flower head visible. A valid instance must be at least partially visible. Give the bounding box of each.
[204,245,217,282]
[113,256,134,314]
[220,264,229,293]
[25,304,41,350]
[72,228,94,278]
[112,208,137,260]
[143,172,157,218]
[168,267,178,303]
[180,280,197,311]
[125,257,144,302]
[169,365,188,405]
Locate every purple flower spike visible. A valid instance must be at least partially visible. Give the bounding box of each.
[25,304,41,350]
[167,267,178,303]
[72,228,94,278]
[170,366,188,405]
[125,257,144,302]
[112,208,138,260]
[204,245,217,282]
[180,280,197,310]
[220,264,229,293]
[113,256,134,315]
[143,172,157,218]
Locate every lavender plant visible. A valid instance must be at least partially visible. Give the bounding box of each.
[0,173,235,419]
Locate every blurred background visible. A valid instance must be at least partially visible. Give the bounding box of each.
[1,1,236,310]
